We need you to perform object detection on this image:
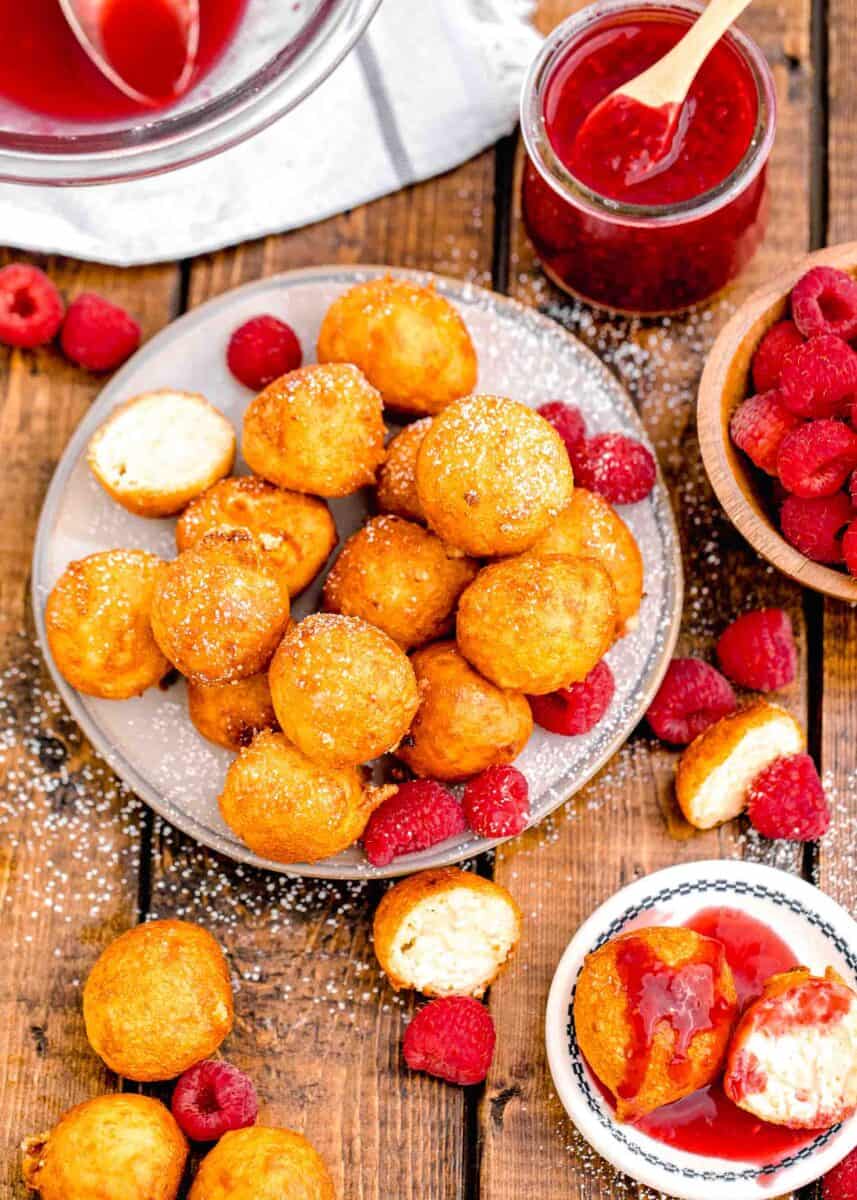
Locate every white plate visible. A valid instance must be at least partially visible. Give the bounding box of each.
[32,266,682,879]
[546,860,857,1200]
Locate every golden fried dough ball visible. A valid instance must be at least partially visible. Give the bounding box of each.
[218,730,392,863]
[22,1094,187,1200]
[528,488,643,633]
[416,395,574,555]
[189,1127,334,1200]
[574,927,738,1121]
[45,549,169,699]
[83,919,233,1082]
[397,641,533,781]
[151,530,289,684]
[268,613,419,767]
[322,515,478,650]
[377,418,432,522]
[176,476,337,597]
[187,673,279,751]
[242,363,385,497]
[457,555,617,694]
[373,867,522,997]
[317,275,477,416]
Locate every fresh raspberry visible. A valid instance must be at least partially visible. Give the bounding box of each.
[779,334,857,419]
[850,470,857,505]
[646,658,737,745]
[227,315,302,390]
[171,1060,258,1142]
[729,390,802,475]
[843,521,857,577]
[777,419,857,498]
[715,609,797,692]
[823,1148,857,1200]
[537,401,587,458]
[0,263,64,348]
[746,753,831,841]
[403,997,496,1086]
[573,432,656,504]
[751,320,805,393]
[61,293,141,371]
[528,659,615,736]
[462,765,529,838]
[780,491,851,563]
[791,266,857,340]
[362,780,466,867]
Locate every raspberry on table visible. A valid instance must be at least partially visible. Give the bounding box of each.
[779,334,857,418]
[572,432,656,504]
[528,659,615,736]
[646,657,737,745]
[171,1059,258,1142]
[715,608,797,692]
[791,265,857,341]
[403,996,496,1086]
[729,390,802,475]
[537,400,587,458]
[779,491,851,563]
[746,752,831,841]
[776,418,857,498]
[0,263,64,349]
[462,764,529,838]
[227,314,303,390]
[823,1147,857,1200]
[751,320,805,393]
[61,293,141,371]
[362,780,466,867]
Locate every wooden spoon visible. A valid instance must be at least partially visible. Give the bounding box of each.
[58,0,200,105]
[573,0,754,189]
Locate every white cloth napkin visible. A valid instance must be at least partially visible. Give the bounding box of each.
[0,0,540,266]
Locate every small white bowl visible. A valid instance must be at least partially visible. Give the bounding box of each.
[545,860,857,1200]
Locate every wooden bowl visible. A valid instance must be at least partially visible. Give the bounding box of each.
[698,242,857,602]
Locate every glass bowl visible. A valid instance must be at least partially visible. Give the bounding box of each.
[0,0,381,185]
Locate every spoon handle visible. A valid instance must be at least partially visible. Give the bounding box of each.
[622,0,754,109]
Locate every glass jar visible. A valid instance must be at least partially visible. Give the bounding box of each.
[520,0,777,315]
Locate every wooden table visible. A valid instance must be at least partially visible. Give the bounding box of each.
[1,1,855,1197]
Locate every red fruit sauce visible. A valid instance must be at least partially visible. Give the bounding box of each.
[587,906,817,1163]
[0,0,248,123]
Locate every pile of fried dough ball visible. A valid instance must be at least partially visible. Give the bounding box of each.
[46,275,644,865]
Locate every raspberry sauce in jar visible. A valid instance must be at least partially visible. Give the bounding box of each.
[520,0,776,314]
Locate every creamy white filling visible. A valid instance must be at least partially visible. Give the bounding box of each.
[689,717,804,829]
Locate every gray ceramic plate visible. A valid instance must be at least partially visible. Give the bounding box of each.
[32,267,683,879]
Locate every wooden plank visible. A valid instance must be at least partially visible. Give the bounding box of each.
[480,2,814,1197]
[144,154,497,1200]
[0,258,179,1197]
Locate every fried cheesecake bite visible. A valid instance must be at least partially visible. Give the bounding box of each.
[377,418,432,522]
[316,275,477,416]
[268,613,419,767]
[189,1127,334,1200]
[416,395,574,556]
[527,487,644,633]
[242,363,385,497]
[457,555,618,695]
[83,919,233,1082]
[22,1094,187,1200]
[374,867,522,997]
[397,641,533,781]
[724,967,857,1129]
[176,475,336,597]
[322,515,478,650]
[45,549,169,699]
[187,672,279,751]
[151,530,289,684]
[87,389,235,518]
[574,927,738,1121]
[218,730,392,863]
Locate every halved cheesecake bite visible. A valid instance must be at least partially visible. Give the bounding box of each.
[373,867,522,997]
